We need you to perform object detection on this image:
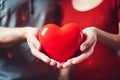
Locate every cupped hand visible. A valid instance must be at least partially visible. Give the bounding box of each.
[24,27,62,68]
[62,27,97,68]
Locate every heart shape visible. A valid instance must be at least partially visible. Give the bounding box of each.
[38,23,85,62]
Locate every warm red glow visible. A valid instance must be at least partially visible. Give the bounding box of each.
[113,36,118,42]
[88,61,92,65]
[7,53,12,59]
[22,15,27,21]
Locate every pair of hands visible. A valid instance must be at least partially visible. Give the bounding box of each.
[26,27,97,69]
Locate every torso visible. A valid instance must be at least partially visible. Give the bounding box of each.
[60,0,120,80]
[0,0,59,79]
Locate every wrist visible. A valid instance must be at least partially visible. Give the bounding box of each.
[82,27,97,35]
[22,27,39,39]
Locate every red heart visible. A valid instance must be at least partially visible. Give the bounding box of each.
[38,23,85,62]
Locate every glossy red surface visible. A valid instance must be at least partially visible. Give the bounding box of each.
[38,23,84,62]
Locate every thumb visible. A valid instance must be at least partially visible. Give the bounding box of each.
[80,36,91,52]
[80,42,87,52]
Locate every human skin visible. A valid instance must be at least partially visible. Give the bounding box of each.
[61,0,120,68]
[0,26,62,68]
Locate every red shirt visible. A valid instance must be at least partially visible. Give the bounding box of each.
[60,0,120,80]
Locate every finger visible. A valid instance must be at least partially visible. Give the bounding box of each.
[73,41,96,64]
[56,62,62,69]
[50,60,63,68]
[72,52,90,64]
[62,59,72,68]
[50,59,57,67]
[80,34,96,52]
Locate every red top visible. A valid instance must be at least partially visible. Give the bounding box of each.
[60,0,120,80]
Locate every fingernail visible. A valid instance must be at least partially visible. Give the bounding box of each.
[81,45,86,51]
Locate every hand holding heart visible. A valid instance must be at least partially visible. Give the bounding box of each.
[38,23,85,63]
[62,27,97,68]
[25,27,62,68]
[38,23,97,68]
[23,23,96,68]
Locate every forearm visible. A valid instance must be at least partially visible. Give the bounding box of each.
[0,27,28,48]
[94,27,120,50]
